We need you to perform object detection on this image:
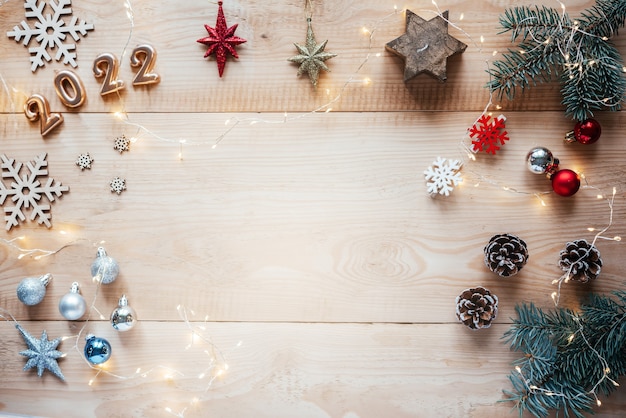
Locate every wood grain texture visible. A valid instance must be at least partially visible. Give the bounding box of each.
[0,0,625,416]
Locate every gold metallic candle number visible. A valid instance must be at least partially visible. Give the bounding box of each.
[93,53,125,95]
[53,69,86,108]
[130,44,160,86]
[24,94,64,136]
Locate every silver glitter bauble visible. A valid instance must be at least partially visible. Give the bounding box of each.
[110,294,137,332]
[17,273,52,306]
[90,247,119,284]
[526,147,555,174]
[58,282,87,320]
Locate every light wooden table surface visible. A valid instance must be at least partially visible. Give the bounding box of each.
[0,0,624,417]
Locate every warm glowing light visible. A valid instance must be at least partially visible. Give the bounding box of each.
[480,35,484,43]
[567,334,575,343]
[459,13,464,20]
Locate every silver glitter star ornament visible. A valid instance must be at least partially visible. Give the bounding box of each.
[16,324,65,381]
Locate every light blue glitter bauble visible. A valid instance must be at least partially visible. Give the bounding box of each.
[17,273,52,306]
[90,247,119,284]
[84,334,112,365]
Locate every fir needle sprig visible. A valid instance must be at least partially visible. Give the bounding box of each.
[488,0,626,121]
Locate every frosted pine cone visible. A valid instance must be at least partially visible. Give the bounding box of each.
[484,233,529,277]
[559,239,602,283]
[455,286,498,330]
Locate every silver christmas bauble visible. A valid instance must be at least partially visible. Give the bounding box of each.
[90,247,119,284]
[58,282,87,320]
[526,147,555,174]
[110,294,137,331]
[17,273,52,306]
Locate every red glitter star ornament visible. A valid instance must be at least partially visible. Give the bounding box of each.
[197,1,246,77]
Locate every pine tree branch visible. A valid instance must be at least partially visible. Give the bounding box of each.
[488,0,626,120]
[502,293,626,417]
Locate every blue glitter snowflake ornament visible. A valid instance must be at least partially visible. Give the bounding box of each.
[16,324,65,381]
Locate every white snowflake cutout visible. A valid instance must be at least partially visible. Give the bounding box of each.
[0,153,69,230]
[113,135,130,153]
[75,153,93,170]
[424,157,462,197]
[7,0,94,72]
[110,177,126,195]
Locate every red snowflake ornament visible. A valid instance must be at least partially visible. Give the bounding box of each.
[469,114,509,155]
[197,1,246,77]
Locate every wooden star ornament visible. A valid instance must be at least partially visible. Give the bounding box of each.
[197,1,246,77]
[386,10,467,82]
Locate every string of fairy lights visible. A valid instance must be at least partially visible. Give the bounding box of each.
[0,0,624,416]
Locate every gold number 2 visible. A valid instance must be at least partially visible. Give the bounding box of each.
[131,44,161,86]
[93,53,126,96]
[24,94,64,136]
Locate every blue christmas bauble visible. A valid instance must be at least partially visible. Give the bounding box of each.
[84,334,112,365]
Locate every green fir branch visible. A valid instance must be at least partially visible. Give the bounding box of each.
[488,0,626,120]
[502,294,626,418]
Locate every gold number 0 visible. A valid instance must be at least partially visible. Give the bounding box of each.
[131,44,160,86]
[54,69,86,108]
[93,53,126,96]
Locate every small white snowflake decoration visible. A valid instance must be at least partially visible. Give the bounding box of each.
[110,177,126,195]
[0,153,69,230]
[424,157,462,197]
[7,0,94,72]
[113,135,130,153]
[75,153,93,170]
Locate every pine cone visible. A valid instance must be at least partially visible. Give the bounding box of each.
[484,233,529,277]
[559,239,602,283]
[455,286,498,330]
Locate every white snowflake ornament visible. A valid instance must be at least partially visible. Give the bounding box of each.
[113,135,130,153]
[75,153,93,170]
[7,0,94,72]
[0,153,69,230]
[424,157,462,197]
[110,177,126,195]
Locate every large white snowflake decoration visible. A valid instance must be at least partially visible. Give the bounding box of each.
[424,157,463,197]
[7,0,94,72]
[0,153,69,230]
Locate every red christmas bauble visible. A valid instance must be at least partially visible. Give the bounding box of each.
[574,119,601,144]
[551,169,580,197]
